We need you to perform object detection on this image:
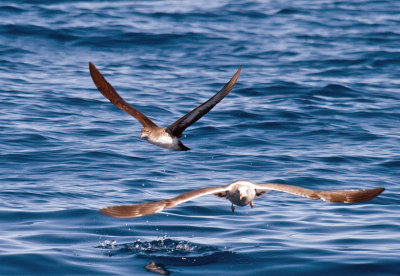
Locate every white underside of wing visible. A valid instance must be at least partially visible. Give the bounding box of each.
[252,183,314,199]
[172,186,232,206]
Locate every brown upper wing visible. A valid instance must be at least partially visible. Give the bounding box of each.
[166,66,242,138]
[254,183,384,203]
[89,62,157,128]
[100,185,231,218]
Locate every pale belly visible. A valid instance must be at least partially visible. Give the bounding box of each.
[226,186,256,207]
[228,194,251,206]
[147,134,181,150]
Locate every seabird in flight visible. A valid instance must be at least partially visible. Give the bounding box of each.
[100,180,384,218]
[89,62,241,151]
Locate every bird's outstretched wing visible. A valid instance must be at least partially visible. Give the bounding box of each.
[254,183,384,203]
[166,66,242,138]
[89,62,158,128]
[100,185,230,218]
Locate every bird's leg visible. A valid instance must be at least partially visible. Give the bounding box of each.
[231,204,235,212]
[250,201,254,208]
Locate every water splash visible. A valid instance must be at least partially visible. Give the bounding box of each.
[98,237,239,266]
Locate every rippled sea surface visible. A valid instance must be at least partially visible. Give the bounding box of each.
[1,1,400,275]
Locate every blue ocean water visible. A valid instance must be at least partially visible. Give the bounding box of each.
[1,0,400,274]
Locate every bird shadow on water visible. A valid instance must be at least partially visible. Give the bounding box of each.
[96,238,247,274]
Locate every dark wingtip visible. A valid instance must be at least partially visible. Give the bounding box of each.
[99,207,113,217]
[347,187,385,203]
[371,187,385,196]
[231,65,242,82]
[233,66,242,81]
[88,62,97,78]
[100,206,132,218]
[213,65,241,98]
[100,206,131,218]
[364,187,385,202]
[375,187,385,196]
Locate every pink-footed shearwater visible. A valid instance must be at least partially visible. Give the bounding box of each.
[100,180,384,218]
[89,62,241,151]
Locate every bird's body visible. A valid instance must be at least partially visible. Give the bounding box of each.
[225,181,257,211]
[89,62,241,151]
[141,127,185,151]
[100,180,384,218]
